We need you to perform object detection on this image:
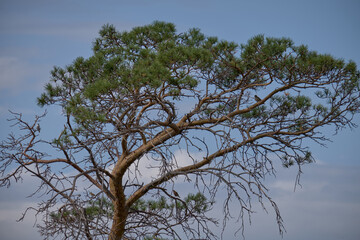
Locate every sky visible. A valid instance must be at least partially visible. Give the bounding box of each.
[0,0,359,239]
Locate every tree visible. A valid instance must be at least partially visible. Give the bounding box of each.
[1,21,359,239]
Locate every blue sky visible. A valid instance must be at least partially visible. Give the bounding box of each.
[0,0,359,239]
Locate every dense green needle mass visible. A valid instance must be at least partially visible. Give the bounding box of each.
[38,22,358,131]
[1,21,359,240]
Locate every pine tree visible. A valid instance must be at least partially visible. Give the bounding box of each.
[1,21,359,239]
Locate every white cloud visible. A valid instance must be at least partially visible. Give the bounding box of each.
[271,180,296,192]
[0,172,43,240]
[172,149,205,168]
[126,149,205,184]
[1,150,360,240]
[0,215,40,240]
[18,22,101,42]
[1,16,135,43]
[217,163,360,240]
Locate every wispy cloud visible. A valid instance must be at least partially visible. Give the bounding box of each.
[0,146,359,240]
[239,163,360,240]
[0,171,42,240]
[3,21,101,42]
[0,56,46,94]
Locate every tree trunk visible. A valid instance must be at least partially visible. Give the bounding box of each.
[108,177,128,240]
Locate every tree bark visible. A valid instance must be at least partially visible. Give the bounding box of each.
[108,177,128,240]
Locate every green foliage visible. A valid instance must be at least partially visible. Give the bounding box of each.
[50,192,210,224]
[268,94,312,117]
[37,21,359,136]
[87,197,114,218]
[131,192,210,214]
[241,105,268,119]
[37,21,226,127]
[281,151,313,168]
[51,128,73,147]
[50,197,114,224]
[144,236,168,240]
[184,192,209,214]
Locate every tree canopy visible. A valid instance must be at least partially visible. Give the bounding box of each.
[1,21,359,240]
